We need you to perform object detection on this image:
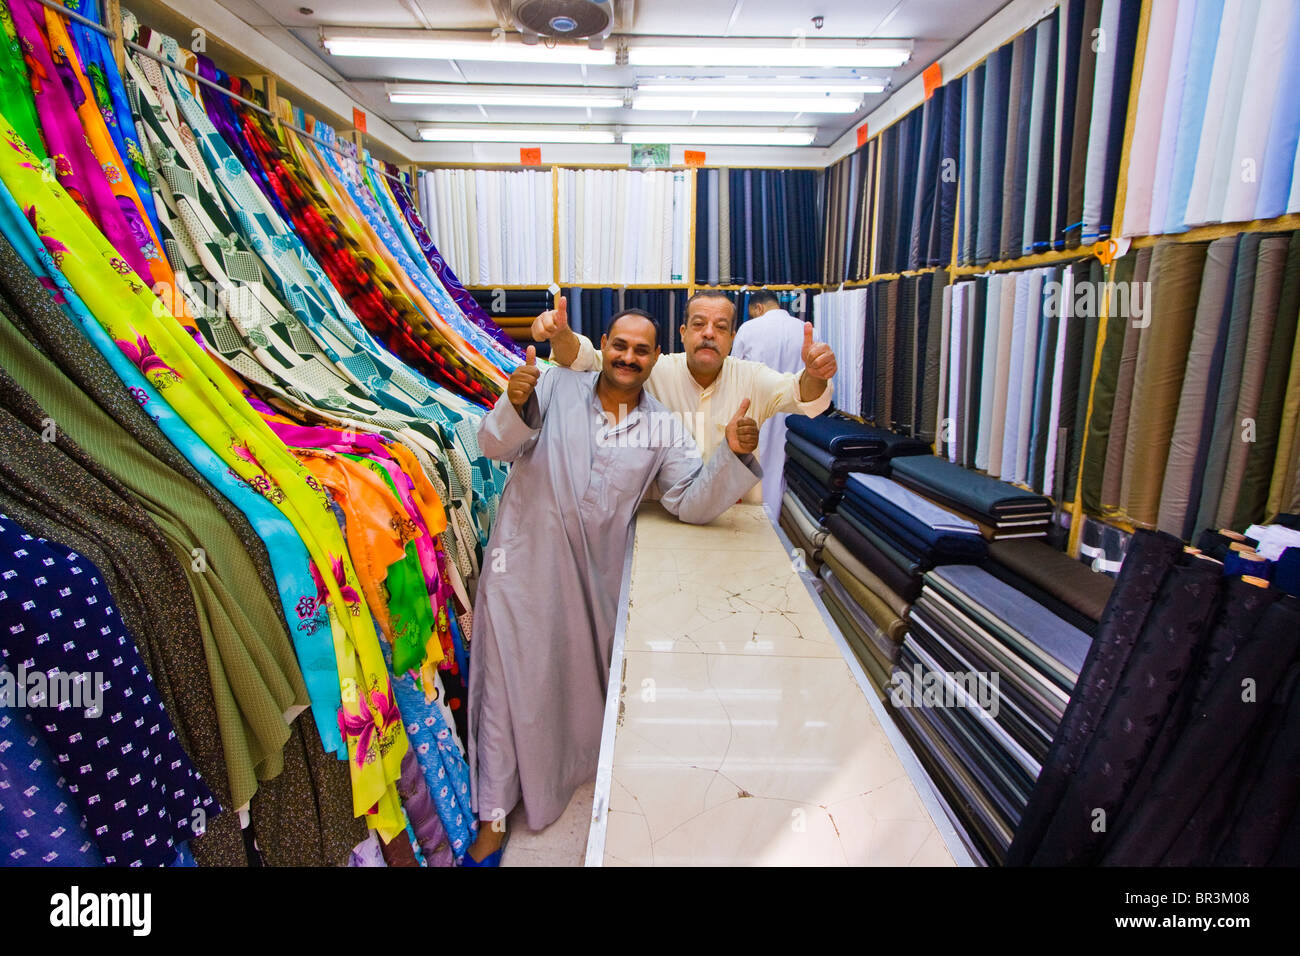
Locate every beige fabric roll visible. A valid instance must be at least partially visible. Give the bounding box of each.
[1121,241,1210,528]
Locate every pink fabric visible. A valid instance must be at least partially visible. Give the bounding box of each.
[10,0,155,285]
[1121,0,1179,236]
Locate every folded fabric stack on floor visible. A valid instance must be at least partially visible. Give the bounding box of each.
[780,492,827,574]
[890,454,1055,540]
[895,564,1093,865]
[982,538,1115,637]
[782,413,932,526]
[1009,530,1300,866]
[817,474,988,697]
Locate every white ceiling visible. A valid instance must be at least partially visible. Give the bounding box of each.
[208,0,1010,147]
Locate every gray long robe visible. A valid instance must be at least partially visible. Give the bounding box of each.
[470,366,760,830]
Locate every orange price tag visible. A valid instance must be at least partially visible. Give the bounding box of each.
[684,149,706,166]
[856,124,869,148]
[520,147,542,165]
[352,107,367,133]
[923,63,942,100]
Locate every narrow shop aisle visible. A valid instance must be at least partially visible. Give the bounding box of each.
[585,503,962,866]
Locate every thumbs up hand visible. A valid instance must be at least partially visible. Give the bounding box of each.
[531,295,570,341]
[508,345,541,412]
[726,397,759,456]
[801,322,837,382]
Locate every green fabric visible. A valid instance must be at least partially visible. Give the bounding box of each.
[0,4,45,160]
[1080,254,1134,513]
[0,108,408,835]
[821,548,904,639]
[819,584,891,698]
[342,452,436,675]
[0,302,307,805]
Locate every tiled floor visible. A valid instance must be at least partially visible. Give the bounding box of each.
[499,781,595,867]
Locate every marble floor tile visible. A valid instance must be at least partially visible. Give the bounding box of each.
[501,780,594,867]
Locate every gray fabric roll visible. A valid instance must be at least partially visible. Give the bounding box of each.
[1194,232,1263,533]
[1156,236,1237,536]
[1215,236,1290,528]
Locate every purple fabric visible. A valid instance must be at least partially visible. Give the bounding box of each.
[399,751,455,866]
[383,164,524,358]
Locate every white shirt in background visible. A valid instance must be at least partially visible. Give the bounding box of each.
[732,308,811,517]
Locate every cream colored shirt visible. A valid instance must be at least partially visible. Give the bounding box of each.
[570,334,833,503]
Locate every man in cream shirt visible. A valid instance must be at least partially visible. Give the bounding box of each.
[531,290,836,506]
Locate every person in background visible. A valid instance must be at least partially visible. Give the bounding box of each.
[533,290,837,510]
[732,290,812,520]
[465,309,760,866]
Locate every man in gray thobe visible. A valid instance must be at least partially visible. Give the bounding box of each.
[465,309,760,863]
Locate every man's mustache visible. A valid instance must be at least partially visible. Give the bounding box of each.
[612,361,642,371]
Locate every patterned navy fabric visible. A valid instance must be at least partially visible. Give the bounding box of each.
[0,513,216,866]
[0,697,103,866]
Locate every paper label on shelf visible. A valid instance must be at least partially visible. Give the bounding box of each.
[520,147,542,165]
[856,124,869,147]
[923,63,942,100]
[684,150,706,167]
[352,108,367,133]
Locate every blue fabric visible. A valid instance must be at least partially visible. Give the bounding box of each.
[890,453,1053,517]
[379,634,476,858]
[1256,3,1300,219]
[0,514,217,867]
[786,413,928,458]
[67,0,162,244]
[0,180,346,756]
[0,701,103,867]
[1274,548,1300,596]
[1223,551,1271,580]
[1165,0,1225,232]
[844,474,988,559]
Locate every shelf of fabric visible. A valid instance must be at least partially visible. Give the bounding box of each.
[696,167,821,287]
[586,502,968,866]
[556,167,690,285]
[418,167,554,286]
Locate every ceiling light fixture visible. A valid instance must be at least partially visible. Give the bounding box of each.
[321,29,616,64]
[389,84,625,109]
[631,93,860,113]
[627,39,912,69]
[621,127,817,146]
[636,78,888,95]
[418,126,617,143]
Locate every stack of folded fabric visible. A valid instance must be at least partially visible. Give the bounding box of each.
[889,455,1054,540]
[786,412,931,474]
[893,564,1093,865]
[982,539,1115,637]
[818,474,987,693]
[784,456,843,518]
[779,490,828,573]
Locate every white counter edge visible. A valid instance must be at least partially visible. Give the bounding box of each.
[583,521,637,867]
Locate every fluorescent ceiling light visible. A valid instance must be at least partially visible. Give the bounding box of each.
[389,84,624,109]
[632,93,860,113]
[637,79,888,95]
[419,126,616,143]
[621,128,816,146]
[627,41,911,69]
[322,29,615,64]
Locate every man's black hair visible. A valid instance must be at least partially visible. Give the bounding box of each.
[606,307,661,347]
[748,290,781,310]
